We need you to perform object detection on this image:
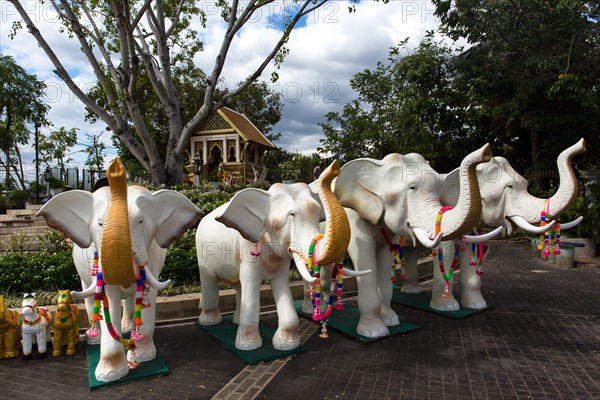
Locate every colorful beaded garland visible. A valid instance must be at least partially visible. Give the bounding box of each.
[378,224,406,281]
[434,207,458,298]
[91,251,99,277]
[306,234,344,339]
[537,200,561,257]
[85,256,149,369]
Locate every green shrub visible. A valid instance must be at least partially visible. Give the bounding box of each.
[37,230,72,254]
[0,251,79,294]
[162,229,199,286]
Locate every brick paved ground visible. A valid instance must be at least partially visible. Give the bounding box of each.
[0,240,598,400]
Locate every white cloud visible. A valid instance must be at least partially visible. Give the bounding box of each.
[1,0,442,178]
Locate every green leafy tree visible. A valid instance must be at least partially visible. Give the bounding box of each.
[319,33,477,170]
[0,54,49,189]
[8,0,388,186]
[432,0,600,180]
[38,127,78,181]
[84,132,107,174]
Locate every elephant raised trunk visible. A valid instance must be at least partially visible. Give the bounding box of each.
[100,158,136,287]
[514,138,586,222]
[435,143,492,240]
[315,160,351,265]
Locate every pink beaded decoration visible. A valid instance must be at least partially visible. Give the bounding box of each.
[250,242,261,257]
[91,251,99,277]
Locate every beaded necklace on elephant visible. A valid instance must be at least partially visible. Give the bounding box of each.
[377,223,406,282]
[434,206,460,298]
[86,259,148,369]
[538,199,561,257]
[307,234,344,339]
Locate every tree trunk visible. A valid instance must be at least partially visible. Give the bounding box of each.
[530,128,541,189]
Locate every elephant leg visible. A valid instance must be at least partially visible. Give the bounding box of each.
[270,268,300,350]
[235,263,262,351]
[52,328,62,357]
[318,267,333,313]
[376,247,399,327]
[96,286,129,382]
[198,267,222,325]
[400,247,423,294]
[301,280,313,314]
[348,231,389,339]
[232,284,241,325]
[131,286,158,363]
[460,250,487,309]
[82,281,100,345]
[430,241,460,311]
[121,295,135,334]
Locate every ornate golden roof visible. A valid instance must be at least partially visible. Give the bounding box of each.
[195,107,276,149]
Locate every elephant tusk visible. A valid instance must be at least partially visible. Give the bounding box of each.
[144,266,172,291]
[342,267,372,277]
[71,283,96,299]
[508,215,556,233]
[462,226,504,243]
[291,252,317,283]
[413,228,443,248]
[559,216,583,230]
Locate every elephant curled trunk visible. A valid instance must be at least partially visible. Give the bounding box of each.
[315,160,351,265]
[436,143,492,240]
[100,158,136,287]
[513,138,586,222]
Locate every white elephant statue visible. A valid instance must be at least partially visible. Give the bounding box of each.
[309,144,493,338]
[37,158,202,382]
[196,160,366,351]
[416,138,588,311]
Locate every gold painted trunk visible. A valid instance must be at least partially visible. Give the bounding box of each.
[100,158,136,286]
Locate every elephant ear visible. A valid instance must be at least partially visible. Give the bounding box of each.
[138,189,203,248]
[216,188,271,242]
[334,158,384,225]
[36,190,94,248]
[440,168,460,207]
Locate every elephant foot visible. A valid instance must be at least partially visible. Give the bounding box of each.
[430,292,460,311]
[198,309,222,325]
[301,298,314,314]
[96,354,129,382]
[86,332,101,345]
[131,339,157,363]
[461,292,488,310]
[380,306,400,327]
[121,323,133,334]
[400,282,423,294]
[53,349,61,357]
[23,353,33,361]
[356,316,389,339]
[235,323,262,351]
[96,366,129,383]
[272,323,300,351]
[66,347,76,356]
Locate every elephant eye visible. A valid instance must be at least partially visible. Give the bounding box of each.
[98,220,103,227]
[507,184,513,189]
[409,185,416,190]
[138,218,143,224]
[289,212,296,217]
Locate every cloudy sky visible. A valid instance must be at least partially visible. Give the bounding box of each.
[0,0,443,183]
